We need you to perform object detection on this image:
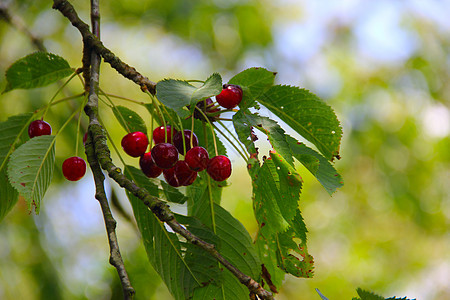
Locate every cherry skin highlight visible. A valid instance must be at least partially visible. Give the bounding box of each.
[121,131,149,157]
[173,130,198,155]
[185,146,209,172]
[139,152,163,178]
[151,143,179,169]
[207,155,232,181]
[215,84,243,109]
[153,125,177,144]
[28,120,52,138]
[62,156,86,181]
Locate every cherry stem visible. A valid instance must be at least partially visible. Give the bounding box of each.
[146,92,168,141]
[190,113,195,149]
[194,106,218,156]
[36,93,85,113]
[176,114,186,155]
[42,71,78,120]
[97,116,128,168]
[186,79,205,83]
[102,92,146,105]
[214,122,249,162]
[101,92,132,133]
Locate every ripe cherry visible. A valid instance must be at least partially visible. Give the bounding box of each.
[163,160,197,187]
[216,84,243,109]
[185,146,209,171]
[28,120,52,138]
[83,132,88,146]
[207,155,232,181]
[153,125,177,144]
[173,130,198,155]
[62,156,86,181]
[139,152,162,178]
[151,143,179,169]
[121,131,149,157]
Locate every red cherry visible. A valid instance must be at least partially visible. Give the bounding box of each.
[121,132,149,157]
[163,161,197,187]
[62,156,86,181]
[139,152,162,178]
[163,167,181,187]
[207,155,232,181]
[151,143,179,169]
[216,84,243,109]
[185,146,209,171]
[153,125,177,144]
[173,130,198,155]
[28,120,52,138]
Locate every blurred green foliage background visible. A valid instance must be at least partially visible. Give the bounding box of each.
[0,0,449,299]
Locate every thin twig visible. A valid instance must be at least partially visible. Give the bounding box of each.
[84,0,134,298]
[52,0,156,94]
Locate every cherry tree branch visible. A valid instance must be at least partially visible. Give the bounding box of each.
[54,0,273,298]
[52,0,156,94]
[83,0,134,298]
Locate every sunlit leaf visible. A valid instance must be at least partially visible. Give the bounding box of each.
[259,85,342,161]
[3,52,74,93]
[156,73,222,118]
[228,67,276,109]
[233,110,293,165]
[112,105,147,134]
[353,288,412,300]
[7,135,55,213]
[287,136,343,195]
[190,73,222,110]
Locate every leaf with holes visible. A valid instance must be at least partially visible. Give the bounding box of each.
[7,135,55,213]
[112,105,147,134]
[259,85,342,161]
[3,52,74,93]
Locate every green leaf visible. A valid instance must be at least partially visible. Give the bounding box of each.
[287,136,344,195]
[156,73,222,118]
[0,113,33,221]
[7,135,56,213]
[191,200,261,299]
[125,166,213,300]
[354,288,413,300]
[0,169,18,222]
[228,67,276,109]
[252,154,313,286]
[259,85,342,161]
[190,73,222,110]
[187,172,261,299]
[3,52,74,93]
[233,110,293,165]
[112,105,147,134]
[160,181,188,204]
[156,79,195,117]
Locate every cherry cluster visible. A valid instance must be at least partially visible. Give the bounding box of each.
[28,120,87,181]
[121,84,243,187]
[122,126,231,187]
